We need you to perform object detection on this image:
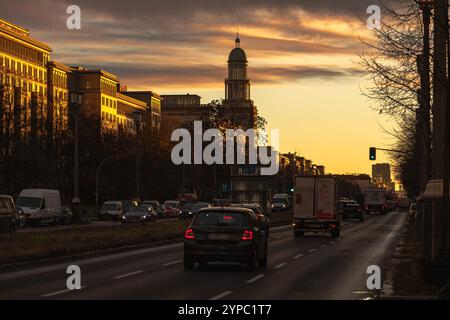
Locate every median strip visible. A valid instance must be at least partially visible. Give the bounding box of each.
[114,270,143,279]
[246,274,265,284]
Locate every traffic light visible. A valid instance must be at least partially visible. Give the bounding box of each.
[369,147,376,161]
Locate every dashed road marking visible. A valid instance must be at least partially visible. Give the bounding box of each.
[246,274,265,284]
[162,260,182,266]
[320,244,328,248]
[209,291,233,300]
[329,241,335,245]
[41,286,86,298]
[114,270,143,279]
[308,248,317,253]
[293,253,304,260]
[274,262,288,269]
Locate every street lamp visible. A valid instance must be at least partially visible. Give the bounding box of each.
[133,111,143,201]
[70,92,83,221]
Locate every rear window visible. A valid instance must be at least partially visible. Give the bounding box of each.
[193,211,249,227]
[272,198,287,204]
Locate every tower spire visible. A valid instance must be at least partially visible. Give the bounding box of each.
[235,25,240,48]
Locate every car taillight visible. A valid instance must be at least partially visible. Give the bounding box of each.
[330,224,337,229]
[241,230,253,241]
[185,228,195,240]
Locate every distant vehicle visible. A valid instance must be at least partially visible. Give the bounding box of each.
[163,200,181,216]
[229,203,270,236]
[397,198,411,210]
[141,200,162,216]
[338,198,351,215]
[119,200,139,214]
[211,198,232,207]
[409,203,417,219]
[271,193,289,211]
[343,203,364,222]
[58,206,73,225]
[99,201,123,221]
[16,189,61,226]
[183,207,268,270]
[177,193,198,204]
[354,193,366,212]
[0,195,23,232]
[179,203,196,220]
[364,188,388,214]
[122,205,155,224]
[293,176,340,237]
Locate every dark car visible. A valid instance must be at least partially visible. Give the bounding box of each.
[183,207,268,271]
[343,203,364,222]
[179,202,196,220]
[119,200,139,214]
[0,195,23,232]
[229,203,270,236]
[122,205,155,224]
[142,200,162,216]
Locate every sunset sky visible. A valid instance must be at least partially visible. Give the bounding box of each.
[1,0,398,175]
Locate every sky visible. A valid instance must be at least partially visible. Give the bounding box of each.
[1,0,399,175]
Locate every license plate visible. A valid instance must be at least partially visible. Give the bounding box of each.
[208,233,230,240]
[307,224,321,229]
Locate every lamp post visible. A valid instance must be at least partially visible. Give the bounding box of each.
[70,92,82,220]
[133,111,143,201]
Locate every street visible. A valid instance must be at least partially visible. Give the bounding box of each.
[0,211,407,300]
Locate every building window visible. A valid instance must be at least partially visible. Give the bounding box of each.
[102,97,105,105]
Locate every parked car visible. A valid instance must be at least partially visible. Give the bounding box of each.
[342,203,364,222]
[122,206,155,224]
[229,203,270,236]
[16,189,61,226]
[0,195,23,232]
[271,193,289,211]
[162,200,181,217]
[119,200,139,214]
[99,201,123,221]
[57,206,73,225]
[142,200,162,216]
[183,207,268,270]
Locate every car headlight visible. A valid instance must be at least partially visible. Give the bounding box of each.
[188,211,193,215]
[122,216,126,220]
[271,204,275,208]
[282,204,286,207]
[140,215,147,220]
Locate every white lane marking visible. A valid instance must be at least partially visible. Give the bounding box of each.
[209,290,233,300]
[0,243,183,281]
[274,262,288,269]
[293,253,304,260]
[162,260,182,266]
[41,286,86,298]
[308,248,317,253]
[329,241,336,245]
[320,244,328,248]
[114,270,143,279]
[246,274,265,284]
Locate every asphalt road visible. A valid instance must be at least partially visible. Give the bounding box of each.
[0,210,407,300]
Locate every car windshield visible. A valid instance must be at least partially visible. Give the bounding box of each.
[194,211,249,227]
[272,198,286,203]
[16,196,41,208]
[192,203,208,210]
[102,203,118,210]
[164,202,178,208]
[129,206,147,213]
[182,203,195,210]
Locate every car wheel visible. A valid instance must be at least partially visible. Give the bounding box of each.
[184,257,194,271]
[294,231,304,237]
[246,250,258,271]
[331,229,340,238]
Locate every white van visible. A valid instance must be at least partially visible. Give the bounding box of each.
[99,201,124,220]
[272,193,290,211]
[16,189,61,226]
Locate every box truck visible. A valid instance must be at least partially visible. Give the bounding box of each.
[292,176,340,237]
[364,188,387,214]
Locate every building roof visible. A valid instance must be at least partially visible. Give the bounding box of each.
[228,47,247,63]
[0,18,52,53]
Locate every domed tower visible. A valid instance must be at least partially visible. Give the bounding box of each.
[225,34,250,101]
[222,35,257,130]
